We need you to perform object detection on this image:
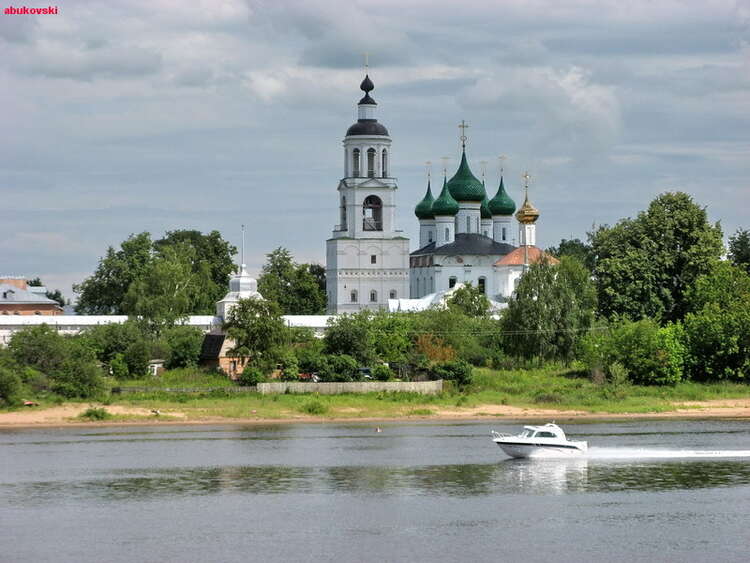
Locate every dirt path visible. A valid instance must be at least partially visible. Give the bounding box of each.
[3,399,750,428]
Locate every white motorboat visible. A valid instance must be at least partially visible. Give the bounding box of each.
[491,423,588,459]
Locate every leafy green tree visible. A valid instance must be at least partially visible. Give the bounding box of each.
[8,324,68,374]
[0,367,22,407]
[502,257,597,364]
[74,232,153,314]
[431,360,473,388]
[109,353,130,380]
[591,192,723,323]
[82,321,144,364]
[124,340,150,378]
[163,326,203,369]
[324,312,377,365]
[258,248,326,314]
[223,298,289,369]
[237,365,267,386]
[326,354,359,382]
[546,238,596,271]
[683,263,750,381]
[447,283,490,317]
[728,228,750,274]
[123,244,211,335]
[154,229,237,308]
[372,364,394,381]
[412,308,496,366]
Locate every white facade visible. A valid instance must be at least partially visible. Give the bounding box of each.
[326,76,410,314]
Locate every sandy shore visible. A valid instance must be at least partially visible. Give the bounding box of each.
[2,399,750,428]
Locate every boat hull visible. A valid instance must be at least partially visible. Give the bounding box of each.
[494,440,588,459]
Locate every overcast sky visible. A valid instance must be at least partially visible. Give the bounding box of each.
[2,0,749,299]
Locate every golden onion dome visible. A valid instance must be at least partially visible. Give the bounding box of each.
[515,193,540,224]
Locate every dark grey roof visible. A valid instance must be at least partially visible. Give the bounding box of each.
[346,119,389,136]
[200,334,225,360]
[0,283,60,305]
[411,233,516,257]
[358,93,377,105]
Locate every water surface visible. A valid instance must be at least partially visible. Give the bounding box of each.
[2,420,750,562]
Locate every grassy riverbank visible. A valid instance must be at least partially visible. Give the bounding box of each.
[4,367,750,425]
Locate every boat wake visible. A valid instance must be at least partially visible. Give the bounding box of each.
[587,448,750,460]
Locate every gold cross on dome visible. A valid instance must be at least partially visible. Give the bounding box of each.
[458,120,469,148]
[480,160,488,180]
[522,171,531,194]
[425,161,432,179]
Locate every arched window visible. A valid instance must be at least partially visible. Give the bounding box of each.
[428,230,433,243]
[340,196,347,230]
[466,216,471,233]
[483,230,488,237]
[363,195,383,231]
[352,149,360,177]
[389,289,397,299]
[370,290,377,303]
[367,148,376,177]
[381,149,388,177]
[478,277,486,295]
[502,227,507,241]
[449,276,457,288]
[444,227,449,242]
[476,217,480,232]
[350,290,358,303]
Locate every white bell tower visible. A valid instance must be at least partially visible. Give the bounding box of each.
[325,72,410,313]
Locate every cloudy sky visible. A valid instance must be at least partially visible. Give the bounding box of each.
[2,0,749,299]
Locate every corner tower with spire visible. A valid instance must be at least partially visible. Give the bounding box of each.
[325,71,410,313]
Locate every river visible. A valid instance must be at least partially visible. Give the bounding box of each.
[2,419,750,562]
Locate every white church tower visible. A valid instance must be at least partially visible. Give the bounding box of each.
[325,73,410,313]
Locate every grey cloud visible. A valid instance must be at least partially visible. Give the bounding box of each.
[21,43,163,80]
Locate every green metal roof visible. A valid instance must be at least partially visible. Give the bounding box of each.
[414,181,435,220]
[488,176,516,216]
[480,195,492,219]
[431,177,459,216]
[446,150,486,202]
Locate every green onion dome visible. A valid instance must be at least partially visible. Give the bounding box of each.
[431,177,459,216]
[446,150,486,202]
[488,176,516,216]
[480,195,492,219]
[414,181,435,220]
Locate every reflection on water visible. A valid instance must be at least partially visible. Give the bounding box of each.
[5,458,750,506]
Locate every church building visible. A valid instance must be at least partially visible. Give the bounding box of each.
[325,74,410,314]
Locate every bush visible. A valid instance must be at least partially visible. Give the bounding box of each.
[372,364,393,381]
[279,352,299,381]
[0,367,22,407]
[163,326,203,369]
[124,340,150,378]
[109,353,130,380]
[582,320,685,386]
[300,399,328,415]
[237,366,266,387]
[8,324,68,374]
[52,360,107,399]
[431,360,474,388]
[327,354,359,382]
[79,407,112,421]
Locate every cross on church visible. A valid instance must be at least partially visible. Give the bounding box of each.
[498,155,507,175]
[522,171,531,194]
[458,120,469,148]
[363,52,369,72]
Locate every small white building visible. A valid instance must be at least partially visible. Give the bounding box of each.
[325,74,410,314]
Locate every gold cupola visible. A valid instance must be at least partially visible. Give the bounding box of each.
[515,172,540,224]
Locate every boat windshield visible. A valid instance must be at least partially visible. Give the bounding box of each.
[521,429,536,438]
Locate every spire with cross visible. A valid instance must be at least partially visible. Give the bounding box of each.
[458,120,469,149]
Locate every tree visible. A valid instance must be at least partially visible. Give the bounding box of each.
[324,311,377,365]
[728,228,750,274]
[8,324,69,374]
[75,230,236,316]
[223,298,289,370]
[154,229,237,310]
[163,326,204,369]
[546,238,595,271]
[258,248,327,314]
[502,257,597,364]
[74,232,154,314]
[591,192,723,323]
[447,283,490,317]
[683,263,750,381]
[123,244,212,335]
[0,367,22,407]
